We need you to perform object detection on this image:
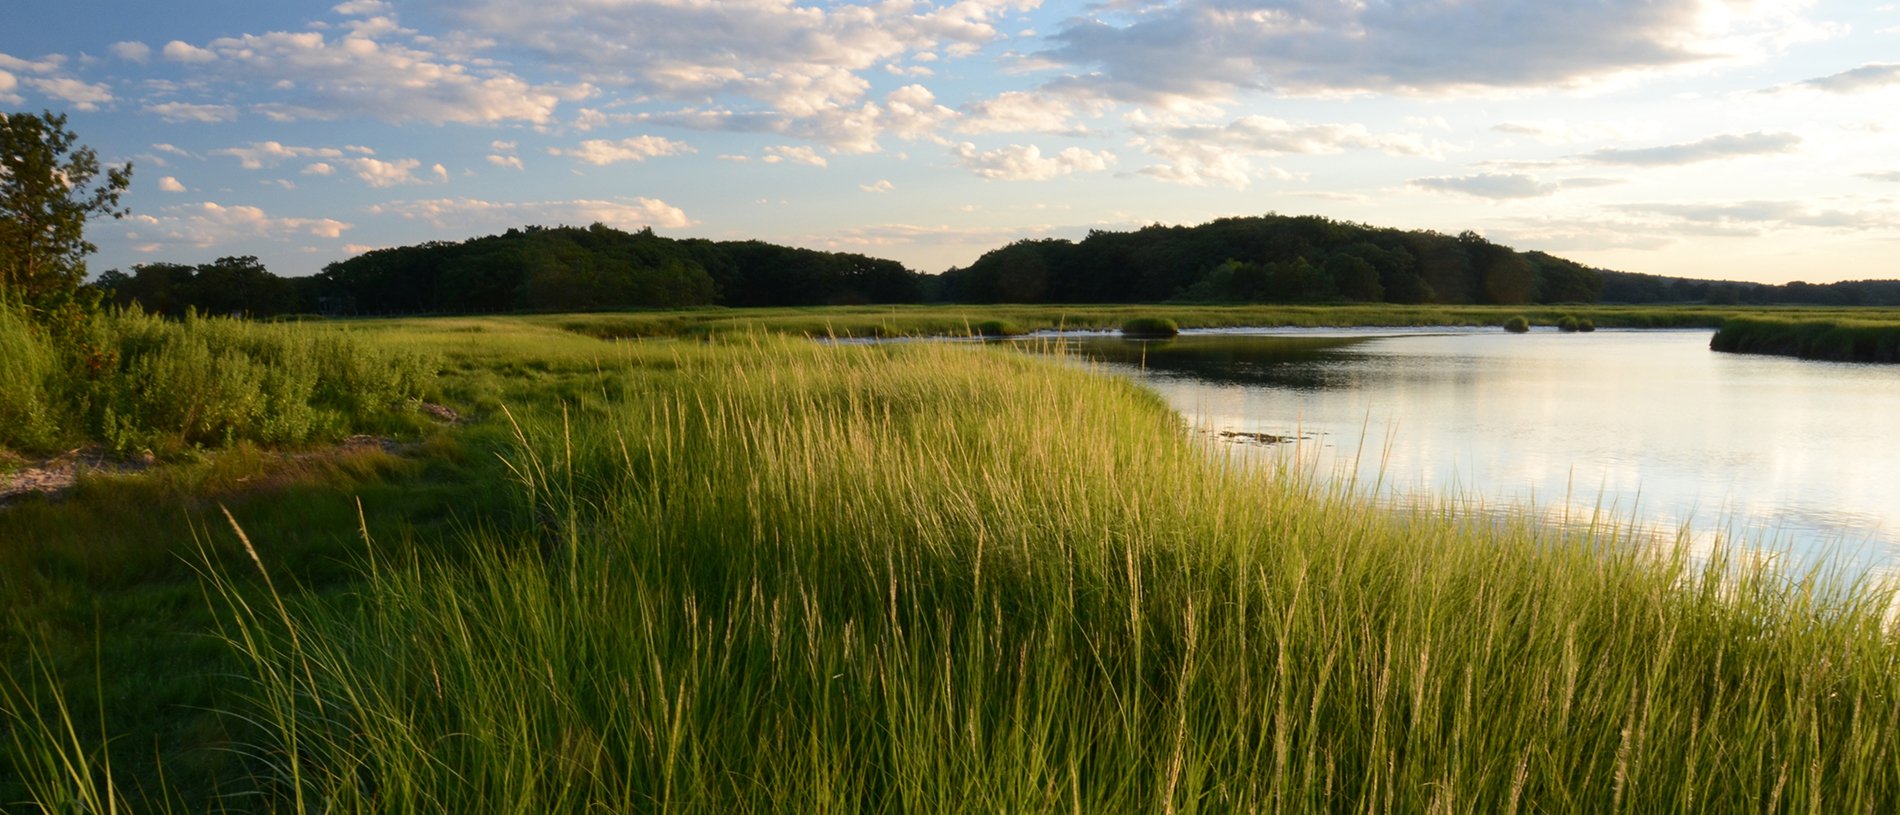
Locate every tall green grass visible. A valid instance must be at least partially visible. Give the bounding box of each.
[21,333,1881,812]
[1712,316,1900,363]
[0,306,437,455]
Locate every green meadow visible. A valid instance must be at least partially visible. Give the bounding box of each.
[5,306,1900,812]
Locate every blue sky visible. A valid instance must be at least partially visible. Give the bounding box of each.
[4,0,1897,283]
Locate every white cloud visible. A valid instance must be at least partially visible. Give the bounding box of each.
[303,162,336,175]
[1580,131,1801,166]
[487,154,525,170]
[21,76,113,110]
[763,145,829,167]
[145,102,238,123]
[860,179,895,193]
[370,195,695,230]
[213,141,345,170]
[124,201,351,248]
[1133,115,1445,188]
[341,157,426,187]
[162,40,218,63]
[1615,200,1900,233]
[1044,0,1833,102]
[157,176,187,193]
[951,142,1115,181]
[110,41,151,62]
[1410,173,1622,199]
[0,70,17,105]
[1862,171,1900,183]
[549,135,695,165]
[160,18,584,125]
[958,91,1081,135]
[1788,63,1900,93]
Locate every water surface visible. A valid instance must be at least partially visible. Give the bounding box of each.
[1065,329,1900,575]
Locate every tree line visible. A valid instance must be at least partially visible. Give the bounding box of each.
[94,224,926,317]
[938,216,1608,306]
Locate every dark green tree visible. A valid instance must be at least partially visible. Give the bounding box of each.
[0,110,133,316]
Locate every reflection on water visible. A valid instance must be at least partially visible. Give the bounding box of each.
[1059,329,1900,576]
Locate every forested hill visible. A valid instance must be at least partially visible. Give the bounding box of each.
[940,215,1607,306]
[93,215,1900,317]
[96,224,926,316]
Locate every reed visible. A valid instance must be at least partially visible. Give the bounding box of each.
[9,321,1900,811]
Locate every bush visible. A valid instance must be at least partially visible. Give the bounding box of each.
[973,319,1024,338]
[1121,316,1180,339]
[1578,318,1596,332]
[1557,315,1581,332]
[1,306,436,455]
[0,305,62,450]
[1503,315,1531,333]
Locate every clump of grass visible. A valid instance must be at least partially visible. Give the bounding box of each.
[0,305,62,450]
[1578,317,1596,332]
[972,318,1024,337]
[1712,316,1900,363]
[1503,315,1531,333]
[0,306,437,455]
[1557,315,1581,332]
[1121,316,1180,338]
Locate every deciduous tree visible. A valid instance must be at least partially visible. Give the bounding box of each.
[0,110,133,316]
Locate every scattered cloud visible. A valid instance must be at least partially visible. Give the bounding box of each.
[860,179,895,193]
[157,176,187,193]
[1133,116,1445,188]
[213,141,348,170]
[145,102,238,123]
[1615,200,1900,232]
[341,157,429,187]
[1580,132,1801,166]
[487,154,525,170]
[370,195,695,230]
[951,142,1115,181]
[763,145,829,167]
[303,162,335,175]
[110,41,151,62]
[122,201,351,248]
[161,40,217,63]
[549,135,695,165]
[157,14,585,125]
[1788,63,1900,93]
[1410,173,1622,199]
[958,91,1082,135]
[1042,0,1831,103]
[1862,171,1900,183]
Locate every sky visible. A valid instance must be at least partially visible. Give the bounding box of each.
[3,0,1898,284]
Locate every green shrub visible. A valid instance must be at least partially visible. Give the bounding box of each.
[1579,318,1596,332]
[973,319,1024,338]
[1558,315,1581,332]
[1121,316,1180,338]
[0,305,62,450]
[1503,315,1531,333]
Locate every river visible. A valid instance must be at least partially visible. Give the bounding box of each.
[1062,327,1900,578]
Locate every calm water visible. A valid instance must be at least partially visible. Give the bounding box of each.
[1066,328,1900,575]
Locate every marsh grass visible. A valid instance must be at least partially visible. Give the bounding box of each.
[0,305,438,456]
[9,320,1900,812]
[52,333,1891,812]
[1712,316,1900,363]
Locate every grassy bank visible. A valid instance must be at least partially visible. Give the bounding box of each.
[1712,316,1900,363]
[544,302,1900,341]
[0,305,437,456]
[8,321,1899,811]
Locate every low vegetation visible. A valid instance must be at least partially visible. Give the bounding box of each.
[0,303,435,456]
[1711,316,1900,363]
[1121,315,1181,338]
[6,316,1900,812]
[1503,315,1531,333]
